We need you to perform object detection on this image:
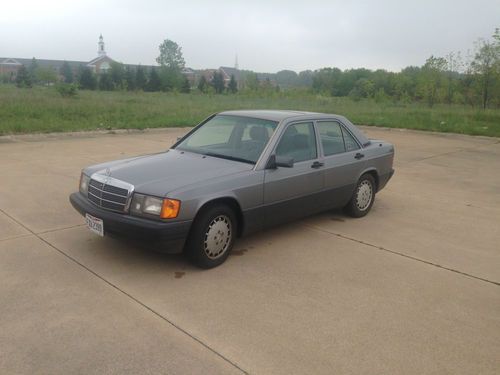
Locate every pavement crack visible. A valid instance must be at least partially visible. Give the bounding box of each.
[36,224,86,235]
[0,233,33,243]
[303,224,500,287]
[0,207,248,375]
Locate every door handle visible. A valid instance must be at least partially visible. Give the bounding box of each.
[354,153,365,160]
[311,161,324,169]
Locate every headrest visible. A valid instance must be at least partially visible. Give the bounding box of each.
[249,126,268,142]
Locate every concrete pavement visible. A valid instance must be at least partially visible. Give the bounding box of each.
[0,127,499,374]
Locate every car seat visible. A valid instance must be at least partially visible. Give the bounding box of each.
[243,126,269,160]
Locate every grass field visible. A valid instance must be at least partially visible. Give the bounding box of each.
[1,85,499,137]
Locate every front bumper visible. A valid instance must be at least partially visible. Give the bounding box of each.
[69,192,192,254]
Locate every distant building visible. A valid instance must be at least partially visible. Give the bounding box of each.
[0,36,271,90]
[0,35,115,79]
[219,66,243,88]
[181,67,196,86]
[0,57,81,78]
[197,69,218,82]
[86,34,115,74]
[0,35,194,82]
[220,66,276,89]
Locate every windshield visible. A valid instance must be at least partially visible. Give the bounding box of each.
[175,115,278,164]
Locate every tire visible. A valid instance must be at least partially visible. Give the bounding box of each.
[344,174,376,218]
[185,204,237,269]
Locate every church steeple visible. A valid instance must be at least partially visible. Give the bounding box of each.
[98,34,106,56]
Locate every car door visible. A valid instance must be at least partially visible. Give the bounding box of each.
[263,121,324,227]
[316,120,367,208]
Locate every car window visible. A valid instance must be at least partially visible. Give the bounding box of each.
[342,128,360,151]
[275,122,317,163]
[317,121,346,156]
[183,116,234,147]
[176,115,278,164]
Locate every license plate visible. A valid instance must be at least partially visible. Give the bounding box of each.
[85,213,104,237]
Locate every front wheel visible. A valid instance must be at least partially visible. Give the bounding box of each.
[185,205,237,268]
[344,174,376,218]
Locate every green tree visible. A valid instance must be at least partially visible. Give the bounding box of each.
[339,69,370,96]
[262,77,273,92]
[98,72,114,90]
[146,67,162,91]
[135,65,147,90]
[417,56,447,107]
[351,78,375,98]
[312,68,340,94]
[36,67,58,86]
[197,75,208,93]
[374,88,389,103]
[394,67,419,101]
[211,71,225,93]
[15,65,32,88]
[109,62,125,89]
[374,70,399,98]
[492,28,500,107]
[444,52,462,104]
[60,61,73,83]
[159,66,183,91]
[297,70,314,87]
[228,74,238,93]
[459,53,479,106]
[156,39,186,91]
[28,57,38,84]
[124,66,136,91]
[180,76,191,93]
[78,66,97,90]
[156,39,185,70]
[348,88,362,101]
[471,30,500,109]
[244,72,259,91]
[276,70,298,87]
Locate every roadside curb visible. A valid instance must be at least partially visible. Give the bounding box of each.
[1,125,498,144]
[0,127,191,144]
[357,125,500,142]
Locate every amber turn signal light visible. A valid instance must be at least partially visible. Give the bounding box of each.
[160,199,181,219]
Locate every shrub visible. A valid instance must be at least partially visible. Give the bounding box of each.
[55,83,78,97]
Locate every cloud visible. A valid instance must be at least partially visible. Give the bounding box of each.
[1,0,498,72]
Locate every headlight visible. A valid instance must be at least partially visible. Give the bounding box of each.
[130,194,180,219]
[79,172,90,195]
[143,196,163,215]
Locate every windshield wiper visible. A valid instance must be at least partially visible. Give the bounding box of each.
[203,152,255,165]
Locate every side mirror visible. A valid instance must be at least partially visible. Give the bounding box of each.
[176,136,183,141]
[266,154,294,169]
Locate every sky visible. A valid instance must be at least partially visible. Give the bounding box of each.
[1,0,499,73]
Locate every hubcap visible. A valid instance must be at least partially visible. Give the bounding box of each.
[356,180,373,211]
[204,215,232,259]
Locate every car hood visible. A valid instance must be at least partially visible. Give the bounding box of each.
[84,149,253,196]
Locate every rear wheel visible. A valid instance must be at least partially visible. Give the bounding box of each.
[345,174,376,218]
[185,204,237,268]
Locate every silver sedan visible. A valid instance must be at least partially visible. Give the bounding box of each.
[70,110,395,268]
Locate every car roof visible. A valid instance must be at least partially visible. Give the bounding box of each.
[218,110,323,122]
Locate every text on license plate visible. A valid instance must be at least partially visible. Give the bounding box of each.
[85,213,104,237]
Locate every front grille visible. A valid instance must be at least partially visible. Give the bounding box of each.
[87,176,132,212]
